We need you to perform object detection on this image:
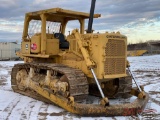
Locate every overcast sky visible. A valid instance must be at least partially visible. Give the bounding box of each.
[0,0,160,43]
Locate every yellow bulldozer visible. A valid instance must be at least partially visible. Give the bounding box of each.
[11,0,148,116]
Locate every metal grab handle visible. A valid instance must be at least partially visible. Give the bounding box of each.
[128,67,142,92]
[91,68,105,98]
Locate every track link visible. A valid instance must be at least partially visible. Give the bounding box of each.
[11,63,89,103]
[114,70,132,98]
[89,70,132,98]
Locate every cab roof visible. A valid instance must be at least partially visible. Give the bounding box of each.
[26,8,101,22]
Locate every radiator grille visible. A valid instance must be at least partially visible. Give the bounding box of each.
[104,39,126,75]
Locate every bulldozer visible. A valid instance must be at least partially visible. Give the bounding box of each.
[11,0,149,116]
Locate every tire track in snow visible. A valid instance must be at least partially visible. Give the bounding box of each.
[149,84,160,107]
[20,100,37,120]
[38,102,49,120]
[7,96,32,120]
[149,84,160,92]
[0,96,20,120]
[28,101,43,120]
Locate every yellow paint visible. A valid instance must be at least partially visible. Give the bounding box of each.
[18,7,127,81]
[127,50,147,56]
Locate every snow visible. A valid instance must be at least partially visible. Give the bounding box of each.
[0,55,160,120]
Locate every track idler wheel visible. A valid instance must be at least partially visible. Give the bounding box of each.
[16,69,28,91]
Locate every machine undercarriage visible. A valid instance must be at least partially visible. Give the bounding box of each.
[11,63,148,116]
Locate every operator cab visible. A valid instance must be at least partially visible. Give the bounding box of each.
[21,8,100,56]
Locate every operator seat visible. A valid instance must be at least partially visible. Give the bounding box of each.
[54,33,69,49]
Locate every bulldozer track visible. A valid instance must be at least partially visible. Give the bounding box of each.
[115,70,132,98]
[89,69,132,98]
[11,63,89,103]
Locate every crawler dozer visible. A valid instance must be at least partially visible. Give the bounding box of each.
[11,0,149,116]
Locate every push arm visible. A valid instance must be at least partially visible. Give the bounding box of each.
[72,29,95,69]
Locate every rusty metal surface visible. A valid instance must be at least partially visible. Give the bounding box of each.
[11,63,149,116]
[115,70,132,98]
[73,92,149,116]
[11,63,88,102]
[89,70,132,98]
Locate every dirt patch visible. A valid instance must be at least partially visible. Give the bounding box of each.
[157,74,160,77]
[49,111,67,116]
[38,112,49,116]
[0,80,7,85]
[145,74,153,77]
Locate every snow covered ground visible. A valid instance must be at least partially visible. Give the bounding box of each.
[0,55,160,120]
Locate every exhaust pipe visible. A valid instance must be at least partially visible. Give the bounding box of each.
[87,0,96,33]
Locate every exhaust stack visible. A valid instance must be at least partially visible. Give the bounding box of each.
[87,0,96,33]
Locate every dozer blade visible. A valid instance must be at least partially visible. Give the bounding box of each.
[28,79,149,116]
